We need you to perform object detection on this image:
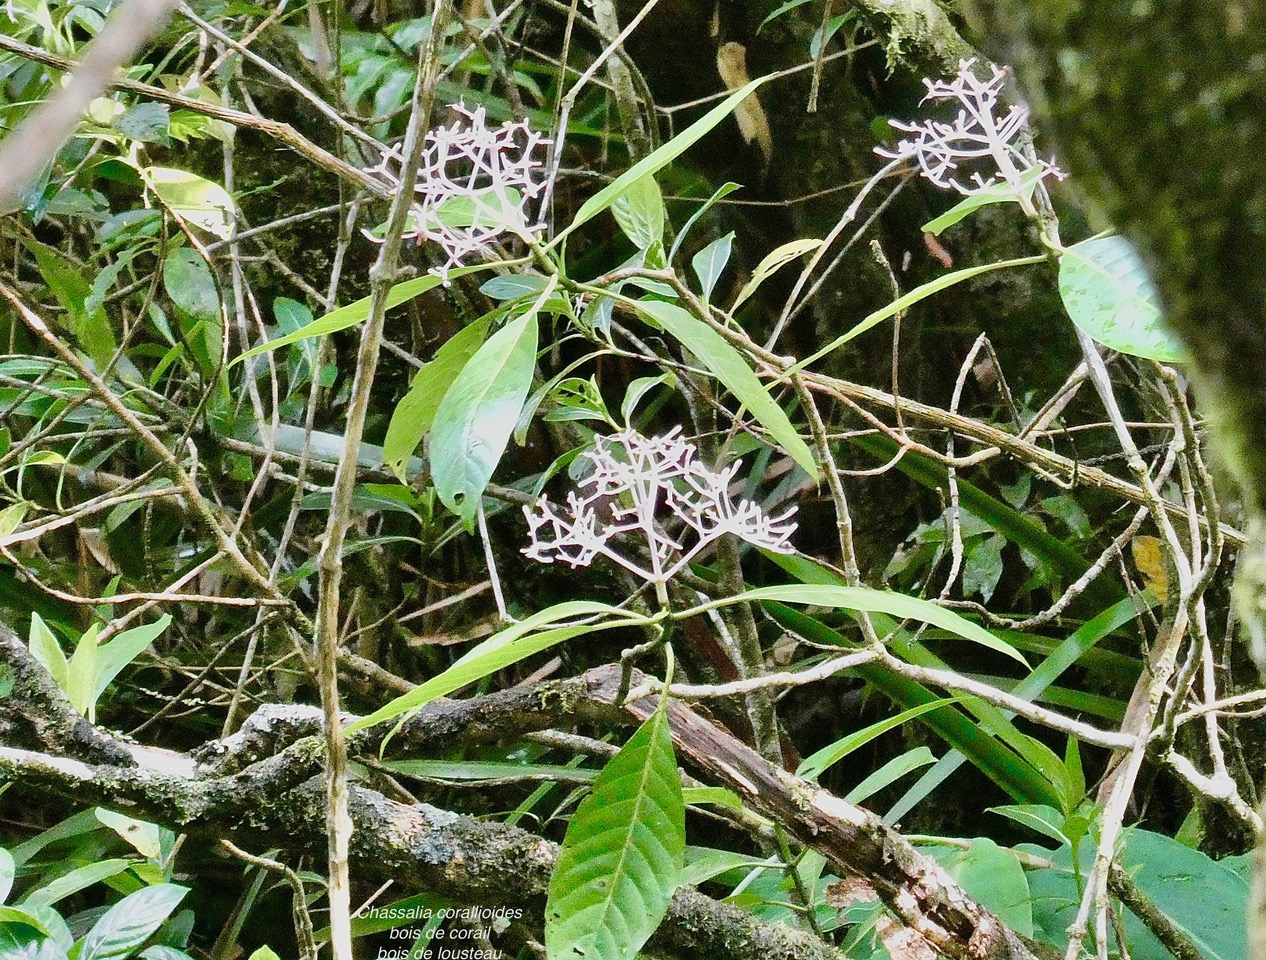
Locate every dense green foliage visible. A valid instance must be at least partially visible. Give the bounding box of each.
[0,2,1257,959]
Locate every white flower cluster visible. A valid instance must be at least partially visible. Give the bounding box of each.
[367,104,549,277]
[523,427,797,587]
[876,58,1065,198]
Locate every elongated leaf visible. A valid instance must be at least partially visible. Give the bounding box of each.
[431,303,541,527]
[691,232,733,302]
[797,699,956,781]
[850,433,1123,611]
[9,808,103,867]
[545,708,684,960]
[759,0,813,29]
[29,614,68,695]
[20,859,133,908]
[162,249,219,322]
[1058,236,1185,362]
[79,883,188,960]
[556,76,771,244]
[620,372,676,425]
[766,601,1060,806]
[481,274,549,301]
[759,558,1063,807]
[731,237,821,312]
[95,809,162,858]
[142,948,196,960]
[635,300,818,478]
[680,848,768,887]
[786,253,1048,375]
[345,601,646,734]
[934,839,1033,937]
[681,787,742,810]
[20,237,117,367]
[93,616,170,702]
[669,182,741,264]
[889,595,1148,821]
[232,264,490,366]
[845,746,936,804]
[1026,829,1246,960]
[990,804,1069,846]
[0,848,13,906]
[382,316,492,482]
[921,168,1044,235]
[0,501,29,548]
[143,168,234,239]
[381,761,597,782]
[611,174,665,252]
[733,584,1027,666]
[810,11,852,57]
[66,626,99,718]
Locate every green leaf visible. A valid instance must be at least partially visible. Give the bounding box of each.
[681,787,743,810]
[845,746,936,804]
[731,238,821,312]
[556,75,771,244]
[0,501,28,546]
[786,252,1048,375]
[0,848,13,906]
[620,373,676,426]
[28,613,68,694]
[759,0,814,30]
[963,534,1005,602]
[810,11,852,57]
[382,316,492,483]
[669,182,742,265]
[78,883,188,960]
[635,300,818,478]
[162,250,219,322]
[989,804,1070,846]
[1026,829,1247,960]
[760,597,1060,807]
[232,264,493,366]
[246,948,282,960]
[1058,236,1185,362]
[344,601,646,735]
[889,595,1147,821]
[95,809,162,858]
[20,859,133,908]
[115,103,170,144]
[380,761,597,782]
[140,947,195,960]
[797,699,956,781]
[431,299,542,527]
[935,839,1033,937]
[143,168,234,239]
[611,174,665,252]
[732,584,1027,666]
[66,625,99,718]
[481,274,550,301]
[691,232,733,303]
[0,906,52,944]
[679,848,768,888]
[162,250,221,373]
[921,168,1044,235]
[20,237,118,367]
[1118,830,1247,960]
[545,708,684,960]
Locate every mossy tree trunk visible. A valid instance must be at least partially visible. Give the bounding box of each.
[960,2,1266,954]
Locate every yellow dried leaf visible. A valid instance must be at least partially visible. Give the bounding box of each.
[1131,535,1169,604]
[716,43,772,166]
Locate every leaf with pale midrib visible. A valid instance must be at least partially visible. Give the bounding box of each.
[545,708,684,960]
